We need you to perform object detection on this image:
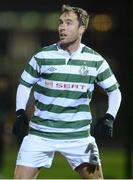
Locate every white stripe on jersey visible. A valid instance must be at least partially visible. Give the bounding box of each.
[34,109,92,122]
[98,74,117,89]
[40,65,97,76]
[34,92,90,107]
[21,70,38,84]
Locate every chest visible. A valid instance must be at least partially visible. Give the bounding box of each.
[40,58,97,77]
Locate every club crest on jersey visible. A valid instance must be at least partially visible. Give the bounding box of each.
[79,65,89,76]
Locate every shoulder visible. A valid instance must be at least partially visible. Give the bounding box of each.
[80,44,108,69]
[34,43,58,58]
[40,44,58,52]
[81,45,102,58]
[81,45,98,55]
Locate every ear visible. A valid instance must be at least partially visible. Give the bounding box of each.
[79,25,86,35]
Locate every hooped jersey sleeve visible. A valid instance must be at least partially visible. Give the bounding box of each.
[96,59,119,92]
[96,58,121,118]
[20,55,41,88]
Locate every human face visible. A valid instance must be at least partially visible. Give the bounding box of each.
[58,11,84,47]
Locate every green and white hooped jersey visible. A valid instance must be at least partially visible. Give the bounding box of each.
[20,43,119,140]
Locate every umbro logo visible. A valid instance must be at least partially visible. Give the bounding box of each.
[48,67,57,72]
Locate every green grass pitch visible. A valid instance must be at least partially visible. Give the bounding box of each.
[0,145,126,179]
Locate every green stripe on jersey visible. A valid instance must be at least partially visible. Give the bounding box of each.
[68,59,103,69]
[34,84,88,99]
[20,78,33,87]
[29,127,90,139]
[25,64,39,78]
[105,83,119,92]
[35,57,65,65]
[97,68,113,82]
[81,46,99,55]
[34,57,103,68]
[42,73,96,84]
[35,100,90,113]
[32,116,91,128]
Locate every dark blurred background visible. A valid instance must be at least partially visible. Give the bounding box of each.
[0,0,132,179]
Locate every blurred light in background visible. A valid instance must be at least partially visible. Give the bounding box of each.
[42,13,59,31]
[91,14,113,31]
[0,12,113,32]
[0,12,19,29]
[21,12,42,30]
[0,12,59,30]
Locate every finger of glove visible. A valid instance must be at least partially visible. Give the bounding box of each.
[102,125,113,139]
[13,118,28,135]
[16,115,29,125]
[104,119,113,128]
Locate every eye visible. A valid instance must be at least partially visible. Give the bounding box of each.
[66,22,71,25]
[66,21,72,25]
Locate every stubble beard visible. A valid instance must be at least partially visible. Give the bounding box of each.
[60,37,80,50]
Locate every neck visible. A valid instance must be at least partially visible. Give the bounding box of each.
[59,38,81,55]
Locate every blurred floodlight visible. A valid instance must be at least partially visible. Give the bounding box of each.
[0,12,59,31]
[21,12,42,30]
[92,14,113,32]
[0,12,19,29]
[42,13,59,31]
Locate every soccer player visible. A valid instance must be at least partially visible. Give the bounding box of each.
[12,4,122,179]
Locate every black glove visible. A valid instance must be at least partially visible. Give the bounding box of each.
[12,109,29,140]
[92,113,114,140]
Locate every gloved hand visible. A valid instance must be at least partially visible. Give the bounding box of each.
[12,109,29,140]
[91,113,115,140]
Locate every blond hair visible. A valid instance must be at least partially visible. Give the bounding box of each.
[60,4,89,30]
